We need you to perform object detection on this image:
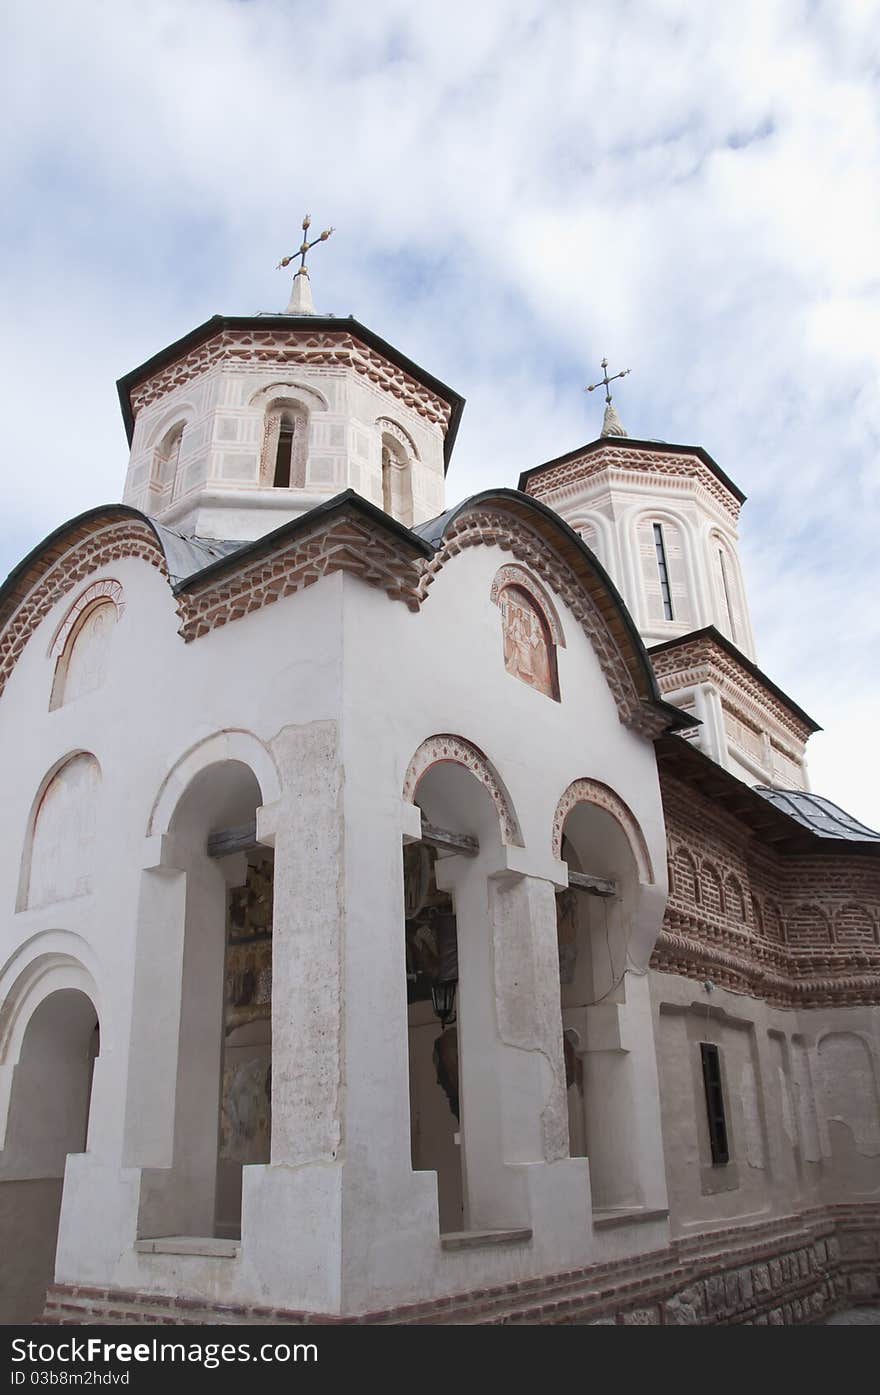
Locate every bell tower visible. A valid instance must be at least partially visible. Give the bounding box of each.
[520,367,818,791]
[117,223,463,542]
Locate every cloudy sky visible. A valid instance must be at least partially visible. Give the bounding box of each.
[2,0,879,824]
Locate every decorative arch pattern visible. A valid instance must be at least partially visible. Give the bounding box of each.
[402,734,522,846]
[672,845,699,904]
[247,379,329,413]
[0,518,170,702]
[551,778,654,884]
[0,933,102,1146]
[148,729,282,838]
[725,874,747,925]
[376,416,419,460]
[699,861,724,917]
[787,903,832,948]
[489,564,565,647]
[48,580,124,659]
[833,903,878,947]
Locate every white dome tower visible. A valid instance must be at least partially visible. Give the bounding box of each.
[520,366,818,791]
[118,225,463,543]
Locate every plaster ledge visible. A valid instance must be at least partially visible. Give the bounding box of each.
[440,1227,533,1252]
[592,1206,669,1230]
[134,1236,240,1259]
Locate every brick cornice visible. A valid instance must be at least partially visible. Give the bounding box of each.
[126,328,453,431]
[521,443,743,522]
[176,510,425,640]
[0,516,170,700]
[650,630,818,744]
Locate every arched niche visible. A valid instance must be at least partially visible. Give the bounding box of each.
[553,784,658,1210]
[490,564,564,702]
[133,743,277,1243]
[402,737,532,1234]
[0,983,99,1322]
[632,508,695,628]
[381,432,414,527]
[19,754,101,912]
[402,734,522,847]
[249,383,324,491]
[709,529,748,647]
[48,581,123,711]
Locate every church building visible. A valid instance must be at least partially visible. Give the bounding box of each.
[1,236,878,1326]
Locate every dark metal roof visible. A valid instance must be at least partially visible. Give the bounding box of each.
[755,787,880,842]
[518,435,747,506]
[656,734,880,855]
[151,526,244,586]
[649,625,822,734]
[116,314,465,470]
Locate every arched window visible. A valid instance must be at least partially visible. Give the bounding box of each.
[20,753,101,910]
[636,516,692,626]
[154,422,185,496]
[48,581,123,711]
[260,400,309,489]
[381,433,414,526]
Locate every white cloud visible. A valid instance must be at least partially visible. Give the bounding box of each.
[1,0,878,824]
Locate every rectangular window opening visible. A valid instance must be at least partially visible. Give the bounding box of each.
[653,523,674,621]
[700,1042,730,1165]
[273,425,295,488]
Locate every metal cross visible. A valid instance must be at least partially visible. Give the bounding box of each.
[585,358,631,405]
[277,214,334,275]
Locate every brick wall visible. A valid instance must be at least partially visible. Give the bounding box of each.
[657,773,880,1007]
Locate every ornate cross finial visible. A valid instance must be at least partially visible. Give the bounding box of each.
[277,214,334,315]
[585,357,631,438]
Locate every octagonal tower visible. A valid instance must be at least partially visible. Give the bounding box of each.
[118,314,463,542]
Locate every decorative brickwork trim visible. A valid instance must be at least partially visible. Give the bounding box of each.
[523,445,742,521]
[177,514,424,640]
[489,564,565,647]
[129,331,452,429]
[658,772,880,1007]
[552,778,654,883]
[420,507,661,736]
[48,579,125,658]
[402,734,523,846]
[651,636,814,747]
[0,523,169,701]
[40,1204,880,1326]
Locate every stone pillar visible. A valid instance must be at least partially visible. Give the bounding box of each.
[569,969,669,1215]
[258,721,342,1168]
[435,847,571,1231]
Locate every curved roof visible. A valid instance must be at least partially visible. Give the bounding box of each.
[1,488,693,735]
[0,503,246,631]
[755,787,880,842]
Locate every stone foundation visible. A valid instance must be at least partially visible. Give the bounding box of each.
[41,1204,880,1326]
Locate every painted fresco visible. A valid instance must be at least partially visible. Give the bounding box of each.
[500,586,556,698]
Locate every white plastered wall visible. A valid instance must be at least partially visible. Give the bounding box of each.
[122,360,447,540]
[0,536,669,1314]
[651,973,880,1235]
